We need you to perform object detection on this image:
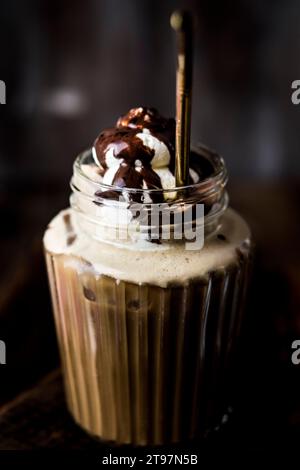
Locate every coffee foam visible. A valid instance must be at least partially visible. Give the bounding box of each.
[44,207,250,288]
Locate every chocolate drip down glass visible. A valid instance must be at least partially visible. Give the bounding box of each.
[43,145,252,446]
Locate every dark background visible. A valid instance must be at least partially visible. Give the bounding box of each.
[0,0,300,449]
[1,0,300,181]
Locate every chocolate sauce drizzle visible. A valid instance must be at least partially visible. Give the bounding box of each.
[94,108,175,197]
[93,107,215,204]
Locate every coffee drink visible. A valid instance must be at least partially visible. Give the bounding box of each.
[43,108,252,445]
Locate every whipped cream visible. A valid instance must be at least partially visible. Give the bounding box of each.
[91,107,213,203]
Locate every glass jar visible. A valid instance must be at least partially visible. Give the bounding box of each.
[43,145,252,446]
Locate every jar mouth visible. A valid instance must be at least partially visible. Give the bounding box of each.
[70,144,229,247]
[72,143,228,204]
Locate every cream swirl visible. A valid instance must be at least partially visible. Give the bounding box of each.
[92,107,214,202]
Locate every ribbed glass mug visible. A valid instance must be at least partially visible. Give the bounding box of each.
[43,145,252,446]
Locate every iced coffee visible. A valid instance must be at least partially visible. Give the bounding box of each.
[44,107,252,445]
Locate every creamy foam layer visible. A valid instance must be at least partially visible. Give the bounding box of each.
[44,207,250,287]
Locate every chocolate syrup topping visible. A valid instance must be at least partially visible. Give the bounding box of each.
[94,127,162,190]
[117,107,174,133]
[93,107,215,203]
[94,107,176,192]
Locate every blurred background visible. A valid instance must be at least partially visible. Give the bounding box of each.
[1,0,300,181]
[0,0,300,448]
